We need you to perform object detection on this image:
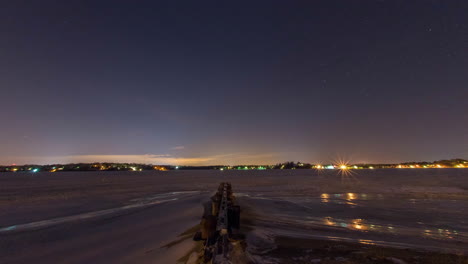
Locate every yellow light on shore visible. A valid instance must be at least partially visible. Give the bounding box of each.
[347,193,356,200]
[352,219,366,230]
[320,193,330,203]
[340,165,347,170]
[324,217,335,226]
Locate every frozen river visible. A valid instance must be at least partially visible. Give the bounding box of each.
[1,169,467,263]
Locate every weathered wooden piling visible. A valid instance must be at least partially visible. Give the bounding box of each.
[193,182,241,263]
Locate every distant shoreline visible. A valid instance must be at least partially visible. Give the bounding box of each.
[1,159,466,173]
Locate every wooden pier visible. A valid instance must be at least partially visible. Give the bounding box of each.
[193,182,241,263]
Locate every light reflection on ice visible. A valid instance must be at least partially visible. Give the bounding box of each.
[240,187,468,253]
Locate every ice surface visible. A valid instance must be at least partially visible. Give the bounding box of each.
[1,168,467,263]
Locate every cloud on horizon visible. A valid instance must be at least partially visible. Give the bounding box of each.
[171,146,185,150]
[1,152,283,166]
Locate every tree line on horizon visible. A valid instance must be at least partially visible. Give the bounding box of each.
[0,159,466,173]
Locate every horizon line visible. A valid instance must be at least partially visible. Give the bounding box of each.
[1,158,466,167]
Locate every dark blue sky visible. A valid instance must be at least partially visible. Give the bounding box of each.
[1,0,467,165]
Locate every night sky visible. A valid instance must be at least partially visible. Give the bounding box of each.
[1,1,467,165]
